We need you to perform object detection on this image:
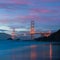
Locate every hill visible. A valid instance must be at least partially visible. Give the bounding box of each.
[0,33,11,40]
[35,29,60,42]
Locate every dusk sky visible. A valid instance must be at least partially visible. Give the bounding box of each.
[0,0,60,32]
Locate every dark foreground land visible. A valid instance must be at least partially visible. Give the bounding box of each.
[35,29,60,42]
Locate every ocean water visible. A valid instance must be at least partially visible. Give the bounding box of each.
[0,40,60,60]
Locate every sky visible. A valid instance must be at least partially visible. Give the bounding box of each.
[0,0,60,33]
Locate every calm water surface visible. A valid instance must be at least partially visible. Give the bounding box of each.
[0,40,60,60]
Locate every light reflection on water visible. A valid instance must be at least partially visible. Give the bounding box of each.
[0,41,60,60]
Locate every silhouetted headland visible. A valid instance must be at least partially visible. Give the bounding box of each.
[34,29,60,42]
[0,33,11,40]
[0,33,20,41]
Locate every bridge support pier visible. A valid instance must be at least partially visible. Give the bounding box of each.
[31,34,34,40]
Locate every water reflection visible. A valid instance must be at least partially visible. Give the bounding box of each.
[30,45,50,60]
[31,45,37,60]
[50,43,52,60]
[30,43,60,60]
[0,43,60,60]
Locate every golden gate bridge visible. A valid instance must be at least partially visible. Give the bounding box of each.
[11,20,51,40]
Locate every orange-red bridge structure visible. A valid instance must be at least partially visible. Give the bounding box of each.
[11,20,52,40]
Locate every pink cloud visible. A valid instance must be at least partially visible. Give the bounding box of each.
[30,8,50,13]
[7,15,41,23]
[30,8,59,13]
[40,0,60,2]
[0,0,32,5]
[41,10,49,13]
[11,0,32,5]
[0,19,8,23]
[0,15,60,25]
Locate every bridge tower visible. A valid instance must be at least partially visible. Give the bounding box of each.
[30,20,35,40]
[11,28,16,40]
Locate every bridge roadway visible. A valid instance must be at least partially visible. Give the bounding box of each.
[30,31,51,37]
